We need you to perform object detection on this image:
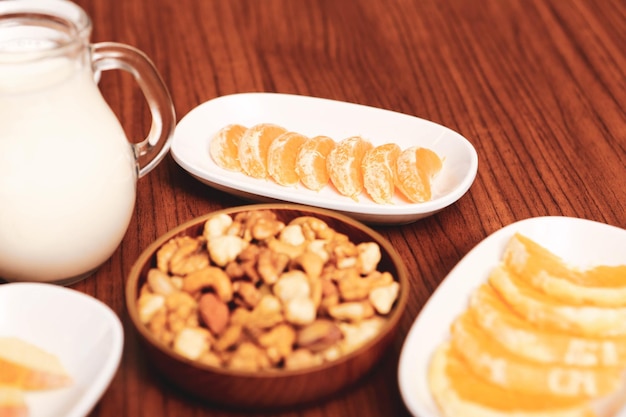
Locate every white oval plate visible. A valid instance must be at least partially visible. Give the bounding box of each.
[0,283,124,417]
[397,216,626,417]
[171,93,478,225]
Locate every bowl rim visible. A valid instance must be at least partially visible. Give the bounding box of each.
[126,202,410,378]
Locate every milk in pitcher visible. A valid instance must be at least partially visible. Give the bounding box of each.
[0,57,138,283]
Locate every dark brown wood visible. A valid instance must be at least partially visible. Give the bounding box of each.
[19,0,626,415]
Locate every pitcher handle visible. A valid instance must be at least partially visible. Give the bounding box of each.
[91,42,176,178]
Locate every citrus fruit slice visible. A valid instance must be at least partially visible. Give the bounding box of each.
[267,131,309,186]
[295,135,335,191]
[326,136,373,200]
[362,143,401,204]
[0,337,72,390]
[395,146,442,203]
[428,342,626,417]
[489,265,626,338]
[237,123,287,179]
[469,284,626,367]
[504,233,626,307]
[450,309,624,398]
[208,124,247,171]
[0,386,27,417]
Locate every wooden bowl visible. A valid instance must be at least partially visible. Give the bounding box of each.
[125,203,409,409]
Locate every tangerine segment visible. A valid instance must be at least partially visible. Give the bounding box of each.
[295,135,335,191]
[395,146,442,203]
[489,265,626,338]
[450,309,624,398]
[208,124,248,171]
[0,386,26,416]
[504,233,626,307]
[470,284,626,367]
[267,131,309,186]
[326,136,373,200]
[237,123,288,178]
[362,143,401,204]
[428,343,602,416]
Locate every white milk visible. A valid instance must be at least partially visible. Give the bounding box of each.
[0,58,138,282]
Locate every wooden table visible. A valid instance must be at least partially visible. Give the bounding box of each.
[67,0,625,415]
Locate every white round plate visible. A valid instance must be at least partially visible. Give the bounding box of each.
[397,216,626,417]
[0,283,124,417]
[170,92,478,225]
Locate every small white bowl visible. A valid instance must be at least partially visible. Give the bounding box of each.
[0,283,124,417]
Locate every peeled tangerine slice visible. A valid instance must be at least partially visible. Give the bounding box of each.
[267,131,309,187]
[428,342,626,417]
[489,265,626,338]
[0,337,72,390]
[326,136,373,200]
[362,143,401,204]
[208,123,248,171]
[503,233,626,308]
[450,308,624,398]
[0,386,27,417]
[469,284,626,367]
[395,146,442,203]
[295,135,336,191]
[238,123,288,179]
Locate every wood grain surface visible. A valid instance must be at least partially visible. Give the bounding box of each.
[36,0,626,415]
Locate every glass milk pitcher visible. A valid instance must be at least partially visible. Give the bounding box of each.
[0,0,176,284]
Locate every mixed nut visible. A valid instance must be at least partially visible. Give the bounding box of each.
[137,209,400,372]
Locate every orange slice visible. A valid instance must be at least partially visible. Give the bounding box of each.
[0,386,27,417]
[469,284,626,367]
[0,337,72,390]
[362,143,401,204]
[488,265,626,338]
[237,123,288,179]
[450,309,624,398]
[295,136,336,191]
[208,124,247,171]
[326,136,373,200]
[395,146,442,203]
[504,233,626,307]
[428,342,626,417]
[266,131,309,186]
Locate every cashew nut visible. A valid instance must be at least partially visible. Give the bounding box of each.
[182,266,233,302]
